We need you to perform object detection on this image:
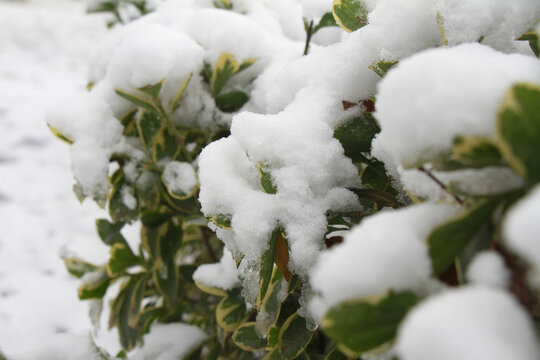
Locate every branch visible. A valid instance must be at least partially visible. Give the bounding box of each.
[303,20,314,56]
[200,228,218,262]
[417,166,464,205]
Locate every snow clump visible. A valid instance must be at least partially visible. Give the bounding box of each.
[466,250,510,288]
[131,323,207,360]
[12,333,105,360]
[163,161,198,197]
[46,95,125,201]
[198,90,361,278]
[434,0,540,52]
[309,203,458,318]
[372,43,540,170]
[504,185,540,285]
[192,248,241,292]
[396,286,540,360]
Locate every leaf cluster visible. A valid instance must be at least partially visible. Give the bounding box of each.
[51,2,540,359]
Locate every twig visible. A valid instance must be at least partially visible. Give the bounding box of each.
[200,228,218,262]
[303,20,314,56]
[417,166,464,205]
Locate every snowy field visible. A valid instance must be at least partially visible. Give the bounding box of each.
[0,0,119,355]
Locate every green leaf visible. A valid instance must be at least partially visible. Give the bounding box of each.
[452,136,505,168]
[350,188,402,209]
[160,187,200,215]
[313,12,339,33]
[109,171,138,223]
[194,280,227,297]
[279,314,314,360]
[325,348,347,360]
[332,0,368,32]
[428,196,503,275]
[432,136,507,171]
[135,171,161,210]
[96,219,127,246]
[137,110,162,150]
[207,214,232,230]
[201,62,213,84]
[170,73,193,112]
[238,58,258,73]
[119,108,139,137]
[87,1,117,13]
[65,258,98,279]
[141,225,160,262]
[215,90,249,113]
[258,267,286,332]
[136,306,166,334]
[211,52,239,97]
[257,230,279,309]
[517,28,539,57]
[153,222,183,305]
[110,275,146,351]
[322,291,419,356]
[369,60,398,77]
[179,264,197,283]
[78,267,111,300]
[216,289,248,332]
[127,275,147,328]
[497,83,540,184]
[47,124,74,145]
[115,88,157,113]
[334,114,380,162]
[159,222,183,266]
[141,209,173,227]
[263,348,282,360]
[287,273,300,294]
[267,324,281,349]
[136,79,164,101]
[257,163,277,194]
[232,322,267,352]
[152,128,181,163]
[213,0,232,10]
[360,160,392,191]
[107,243,141,276]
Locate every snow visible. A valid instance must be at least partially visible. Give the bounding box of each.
[12,333,105,360]
[399,166,524,202]
[504,185,540,285]
[130,323,207,360]
[3,0,540,357]
[300,0,332,20]
[192,248,241,291]
[199,91,362,277]
[199,0,540,301]
[105,23,204,104]
[466,251,510,288]
[372,43,540,170]
[46,94,124,201]
[162,161,198,197]
[396,286,540,360]
[309,203,458,317]
[0,0,126,355]
[435,0,540,51]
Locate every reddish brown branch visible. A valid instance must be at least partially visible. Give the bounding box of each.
[418,166,464,206]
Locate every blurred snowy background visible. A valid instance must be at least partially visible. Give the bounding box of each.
[0,0,121,355]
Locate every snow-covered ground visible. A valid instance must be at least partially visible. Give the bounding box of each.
[0,0,117,355]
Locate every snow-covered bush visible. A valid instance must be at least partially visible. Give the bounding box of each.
[45,0,540,359]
